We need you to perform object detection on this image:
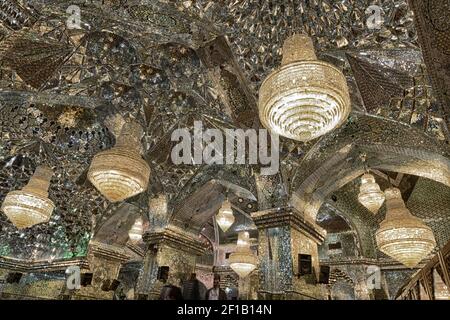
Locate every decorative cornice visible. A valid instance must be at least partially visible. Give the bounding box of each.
[0,256,89,273]
[320,257,429,270]
[143,227,208,256]
[88,240,131,263]
[251,207,327,244]
[125,241,146,258]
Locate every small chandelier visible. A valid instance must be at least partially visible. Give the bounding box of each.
[259,34,351,142]
[229,231,257,278]
[1,165,55,229]
[358,173,385,214]
[375,188,436,268]
[88,121,150,202]
[128,217,144,243]
[216,199,235,233]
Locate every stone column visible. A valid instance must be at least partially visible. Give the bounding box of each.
[135,245,159,299]
[237,270,259,300]
[252,207,327,300]
[141,225,207,299]
[238,276,251,300]
[0,269,6,297]
[70,240,130,300]
[135,193,169,299]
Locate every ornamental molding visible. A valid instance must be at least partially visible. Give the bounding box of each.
[251,207,326,244]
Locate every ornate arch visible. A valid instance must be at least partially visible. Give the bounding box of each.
[292,113,450,222]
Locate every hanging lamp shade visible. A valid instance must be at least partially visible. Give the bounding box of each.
[128,217,144,243]
[358,173,385,214]
[375,188,436,268]
[1,165,54,229]
[259,34,351,142]
[87,121,150,202]
[216,199,235,233]
[229,231,257,278]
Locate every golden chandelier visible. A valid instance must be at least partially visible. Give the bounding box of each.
[216,199,235,233]
[375,188,436,268]
[88,121,150,202]
[229,231,258,278]
[358,173,385,214]
[1,165,55,229]
[258,34,351,142]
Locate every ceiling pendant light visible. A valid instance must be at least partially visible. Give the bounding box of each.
[375,188,436,268]
[229,231,257,278]
[128,217,144,243]
[358,173,385,214]
[87,121,150,202]
[216,199,235,233]
[1,165,54,229]
[259,34,351,142]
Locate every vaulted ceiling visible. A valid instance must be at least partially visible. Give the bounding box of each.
[0,0,449,263]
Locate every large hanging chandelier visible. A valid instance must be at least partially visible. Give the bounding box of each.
[128,217,144,243]
[259,34,351,142]
[229,231,257,278]
[1,165,55,229]
[375,188,436,268]
[358,173,385,214]
[216,199,235,233]
[87,121,150,202]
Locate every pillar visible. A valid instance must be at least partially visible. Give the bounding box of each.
[140,225,207,299]
[70,240,130,300]
[252,207,327,299]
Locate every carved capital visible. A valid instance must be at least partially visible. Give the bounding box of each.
[143,226,207,256]
[251,207,326,244]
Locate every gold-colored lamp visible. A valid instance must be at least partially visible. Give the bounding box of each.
[216,199,235,233]
[88,121,150,202]
[229,231,257,278]
[259,34,351,141]
[128,217,144,243]
[1,165,55,229]
[358,173,385,214]
[375,188,436,268]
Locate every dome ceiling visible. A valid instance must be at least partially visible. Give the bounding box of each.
[0,0,448,263]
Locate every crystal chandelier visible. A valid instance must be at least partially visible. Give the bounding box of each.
[1,165,55,229]
[128,217,144,243]
[259,34,351,142]
[216,199,235,233]
[358,173,385,214]
[87,121,150,202]
[375,188,436,268]
[229,231,257,278]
